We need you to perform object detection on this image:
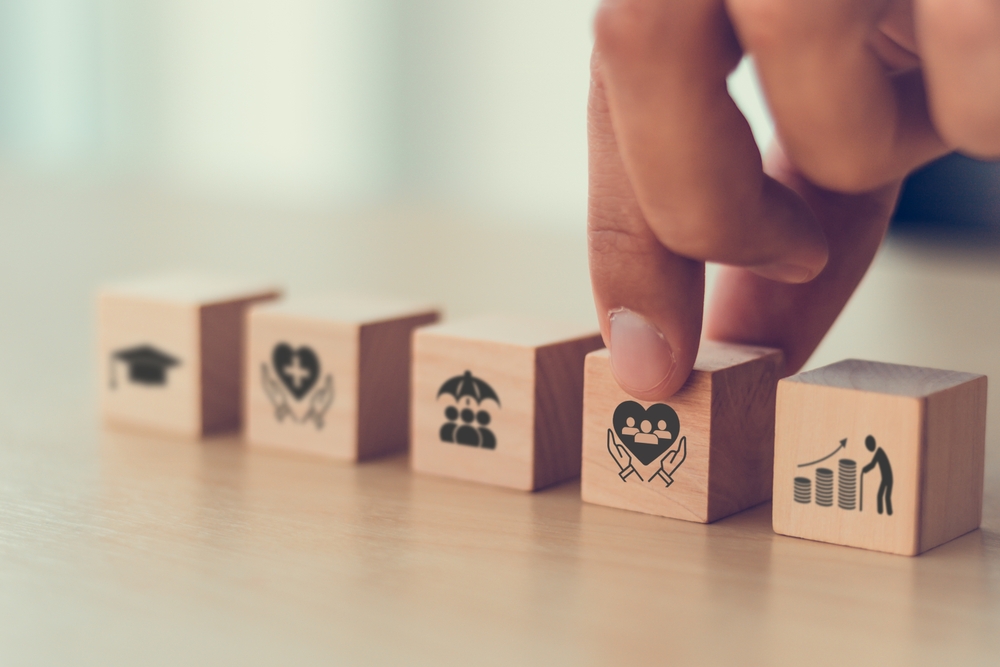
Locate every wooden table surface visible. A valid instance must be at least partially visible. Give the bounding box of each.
[2,183,1000,665]
[1,417,998,666]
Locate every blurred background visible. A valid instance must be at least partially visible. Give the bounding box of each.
[0,0,997,443]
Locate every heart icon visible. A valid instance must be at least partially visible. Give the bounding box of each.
[612,401,681,466]
[272,343,320,400]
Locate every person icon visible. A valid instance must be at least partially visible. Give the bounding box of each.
[455,406,481,446]
[476,410,496,450]
[440,406,459,443]
[653,419,672,441]
[634,419,659,444]
[861,435,893,516]
[621,416,639,437]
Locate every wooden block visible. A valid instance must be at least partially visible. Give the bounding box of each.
[411,315,603,491]
[245,294,439,461]
[581,342,783,523]
[99,273,281,437]
[773,359,987,556]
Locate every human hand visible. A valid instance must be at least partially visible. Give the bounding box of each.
[653,436,687,487]
[304,375,334,428]
[607,429,638,480]
[588,0,1000,400]
[261,363,292,421]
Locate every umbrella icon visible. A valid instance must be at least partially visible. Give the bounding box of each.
[437,370,500,406]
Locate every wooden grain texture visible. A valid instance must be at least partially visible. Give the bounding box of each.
[581,342,783,523]
[773,359,987,556]
[920,377,988,552]
[357,312,441,459]
[533,335,606,489]
[9,199,1000,664]
[245,295,438,461]
[200,296,277,434]
[411,315,601,491]
[99,273,279,437]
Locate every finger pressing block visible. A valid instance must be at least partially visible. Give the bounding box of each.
[99,272,281,437]
[245,294,440,461]
[411,315,604,491]
[773,360,987,556]
[582,342,783,523]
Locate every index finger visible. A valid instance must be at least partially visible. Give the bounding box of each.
[594,0,828,282]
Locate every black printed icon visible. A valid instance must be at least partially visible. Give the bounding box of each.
[607,401,687,487]
[861,435,893,515]
[438,371,499,449]
[261,343,333,429]
[109,345,180,389]
[794,435,891,516]
[272,343,319,399]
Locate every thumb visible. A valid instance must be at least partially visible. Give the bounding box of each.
[589,54,704,400]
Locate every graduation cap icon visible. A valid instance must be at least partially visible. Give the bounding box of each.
[110,345,181,388]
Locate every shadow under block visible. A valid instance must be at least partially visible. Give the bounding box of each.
[411,315,604,491]
[581,343,784,523]
[99,273,281,437]
[773,359,987,556]
[245,295,439,461]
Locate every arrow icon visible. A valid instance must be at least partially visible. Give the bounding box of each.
[797,438,848,468]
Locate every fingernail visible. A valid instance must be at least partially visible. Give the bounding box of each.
[609,309,675,396]
[752,262,815,284]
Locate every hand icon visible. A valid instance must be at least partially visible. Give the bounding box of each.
[652,436,687,488]
[303,375,334,429]
[261,363,293,421]
[607,429,637,481]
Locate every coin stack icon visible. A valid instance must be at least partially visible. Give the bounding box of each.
[794,477,812,504]
[838,459,857,510]
[815,468,834,507]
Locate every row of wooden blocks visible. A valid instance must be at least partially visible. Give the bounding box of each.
[99,274,988,556]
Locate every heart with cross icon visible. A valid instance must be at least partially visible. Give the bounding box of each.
[272,343,320,400]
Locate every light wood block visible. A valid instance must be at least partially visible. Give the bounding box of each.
[773,359,987,556]
[245,294,439,461]
[99,273,281,437]
[411,315,603,491]
[582,342,783,523]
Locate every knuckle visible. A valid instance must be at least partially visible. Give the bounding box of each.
[593,0,691,60]
[798,161,880,194]
[651,215,732,260]
[594,0,662,57]
[589,194,726,262]
[782,134,900,193]
[727,0,795,49]
[588,216,652,258]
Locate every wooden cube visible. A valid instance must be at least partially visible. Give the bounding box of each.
[773,359,987,556]
[411,315,603,491]
[245,294,439,460]
[99,273,281,437]
[581,342,783,523]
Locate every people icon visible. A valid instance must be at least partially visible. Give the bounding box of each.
[861,435,893,516]
[439,402,497,450]
[440,403,497,449]
[437,370,500,450]
[632,418,673,445]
